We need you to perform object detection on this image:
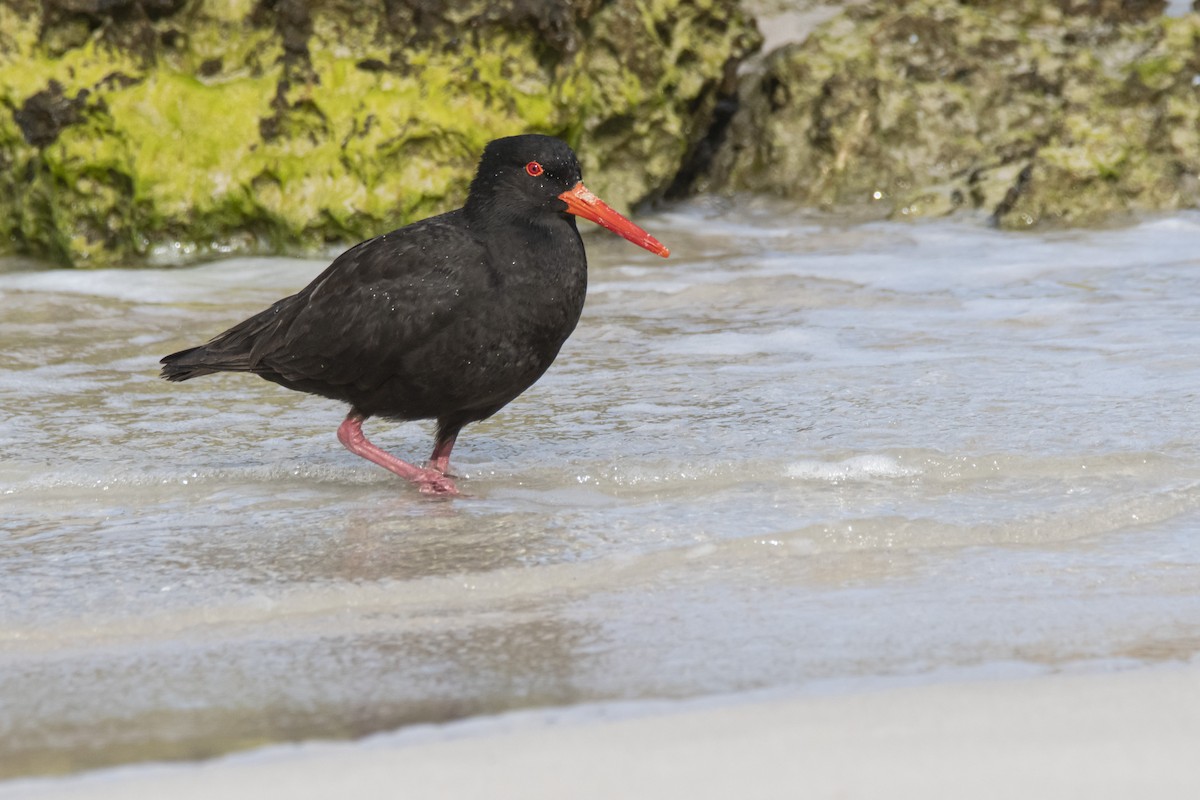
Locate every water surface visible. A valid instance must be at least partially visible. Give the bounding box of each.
[3,201,1199,778]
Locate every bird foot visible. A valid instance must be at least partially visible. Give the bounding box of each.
[338,414,461,496]
[416,469,459,495]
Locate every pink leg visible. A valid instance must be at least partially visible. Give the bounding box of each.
[336,413,458,495]
[427,432,457,476]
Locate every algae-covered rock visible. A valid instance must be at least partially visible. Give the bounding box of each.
[0,0,759,266]
[693,0,1200,228]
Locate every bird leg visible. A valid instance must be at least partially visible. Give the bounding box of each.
[337,412,458,495]
[427,432,458,476]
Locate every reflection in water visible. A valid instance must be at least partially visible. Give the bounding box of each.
[2,203,1200,778]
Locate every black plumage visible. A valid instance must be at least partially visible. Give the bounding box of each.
[161,134,668,494]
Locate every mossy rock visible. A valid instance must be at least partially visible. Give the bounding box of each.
[693,0,1200,228]
[0,0,759,266]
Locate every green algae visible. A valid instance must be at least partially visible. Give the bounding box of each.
[698,0,1200,228]
[1,0,758,266]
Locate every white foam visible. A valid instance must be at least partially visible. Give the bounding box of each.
[786,455,921,482]
[0,257,327,304]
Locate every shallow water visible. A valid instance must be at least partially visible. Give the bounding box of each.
[2,200,1200,778]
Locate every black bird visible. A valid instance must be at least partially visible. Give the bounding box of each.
[160,134,669,495]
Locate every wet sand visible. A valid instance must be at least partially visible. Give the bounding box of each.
[5,662,1198,799]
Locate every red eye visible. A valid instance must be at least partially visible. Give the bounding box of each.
[525,161,544,177]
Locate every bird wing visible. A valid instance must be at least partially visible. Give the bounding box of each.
[243,211,492,391]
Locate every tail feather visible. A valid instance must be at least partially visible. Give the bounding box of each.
[160,295,297,382]
[159,345,253,382]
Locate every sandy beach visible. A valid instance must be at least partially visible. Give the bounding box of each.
[5,662,1197,800]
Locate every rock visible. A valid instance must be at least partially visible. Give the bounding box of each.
[0,0,759,266]
[691,0,1200,229]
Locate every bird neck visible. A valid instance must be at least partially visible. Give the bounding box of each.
[464,192,575,241]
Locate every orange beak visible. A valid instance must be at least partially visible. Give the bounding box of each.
[558,182,670,258]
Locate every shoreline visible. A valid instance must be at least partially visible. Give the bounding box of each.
[5,661,1198,799]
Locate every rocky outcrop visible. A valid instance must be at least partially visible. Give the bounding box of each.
[6,0,1198,266]
[0,0,760,266]
[689,0,1200,228]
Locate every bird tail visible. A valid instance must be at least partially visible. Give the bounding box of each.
[159,344,253,382]
[160,297,294,382]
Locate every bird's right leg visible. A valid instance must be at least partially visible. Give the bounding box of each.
[427,426,460,476]
[337,412,458,495]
